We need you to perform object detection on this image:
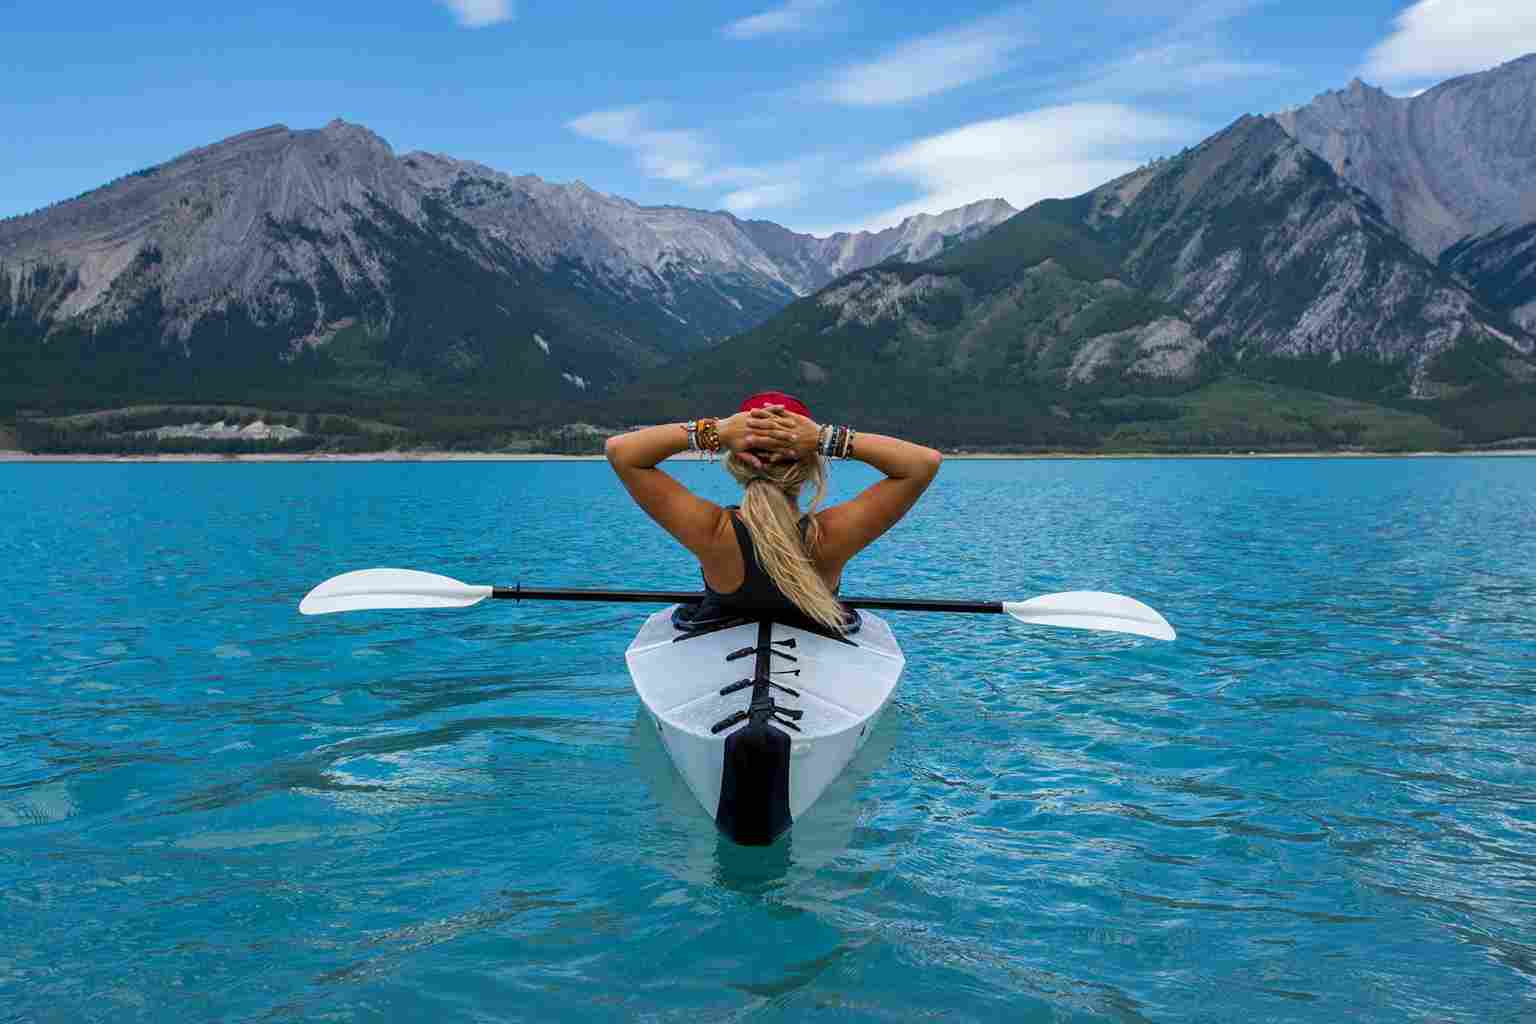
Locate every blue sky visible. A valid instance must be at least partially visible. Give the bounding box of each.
[5,0,1535,233]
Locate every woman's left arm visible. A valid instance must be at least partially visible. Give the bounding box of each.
[604,414,782,556]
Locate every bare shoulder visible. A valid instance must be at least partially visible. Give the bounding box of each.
[810,451,942,567]
[807,502,868,570]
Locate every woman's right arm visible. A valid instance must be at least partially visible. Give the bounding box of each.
[765,408,942,566]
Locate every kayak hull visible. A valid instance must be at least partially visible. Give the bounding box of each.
[625,607,904,844]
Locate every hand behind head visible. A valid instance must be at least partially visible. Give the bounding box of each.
[754,406,819,462]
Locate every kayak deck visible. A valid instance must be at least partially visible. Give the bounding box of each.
[625,607,904,843]
[626,609,902,739]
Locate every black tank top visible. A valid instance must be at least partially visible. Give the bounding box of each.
[675,508,858,634]
[699,508,809,614]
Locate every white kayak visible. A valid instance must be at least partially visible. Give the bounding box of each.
[625,607,905,845]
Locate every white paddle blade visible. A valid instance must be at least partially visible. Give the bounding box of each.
[299,568,493,616]
[1003,591,1176,641]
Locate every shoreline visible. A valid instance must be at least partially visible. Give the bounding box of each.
[4,449,1536,463]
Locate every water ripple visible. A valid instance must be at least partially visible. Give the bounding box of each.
[2,459,1535,1022]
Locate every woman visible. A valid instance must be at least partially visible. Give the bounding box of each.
[604,391,942,632]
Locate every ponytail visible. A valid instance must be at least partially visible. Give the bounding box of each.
[724,452,845,631]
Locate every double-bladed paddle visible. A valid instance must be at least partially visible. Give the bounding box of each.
[299,568,1176,641]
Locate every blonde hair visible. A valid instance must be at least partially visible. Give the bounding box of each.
[722,451,845,631]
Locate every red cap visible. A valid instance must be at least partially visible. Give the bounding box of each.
[738,390,811,417]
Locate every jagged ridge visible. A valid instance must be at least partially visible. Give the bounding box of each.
[0,120,1014,402]
[1274,54,1536,259]
[631,112,1533,422]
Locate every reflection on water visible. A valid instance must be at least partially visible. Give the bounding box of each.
[627,705,903,893]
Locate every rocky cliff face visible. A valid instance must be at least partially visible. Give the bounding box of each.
[2,123,421,347]
[1443,221,1536,332]
[1078,115,1527,392]
[0,120,1013,399]
[1273,54,1536,259]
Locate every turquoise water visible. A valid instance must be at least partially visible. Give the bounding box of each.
[2,457,1534,1022]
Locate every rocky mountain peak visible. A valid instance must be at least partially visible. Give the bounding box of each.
[317,118,394,155]
[1273,53,1536,258]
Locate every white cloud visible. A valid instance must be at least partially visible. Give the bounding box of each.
[843,103,1195,232]
[722,0,832,40]
[816,10,1034,106]
[1170,0,1269,33]
[568,107,715,183]
[438,0,513,28]
[1069,41,1279,99]
[1363,0,1536,85]
[720,181,807,213]
[1058,0,1278,100]
[567,107,816,214]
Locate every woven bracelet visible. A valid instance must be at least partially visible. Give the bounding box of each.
[696,417,721,453]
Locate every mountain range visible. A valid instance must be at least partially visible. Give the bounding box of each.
[637,105,1533,397]
[0,121,1012,403]
[4,55,1535,450]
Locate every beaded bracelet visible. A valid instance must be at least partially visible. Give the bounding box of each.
[695,417,721,454]
[817,424,837,458]
[816,424,856,459]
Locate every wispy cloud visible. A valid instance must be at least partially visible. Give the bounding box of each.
[567,106,817,214]
[568,107,715,183]
[721,0,833,40]
[843,103,1195,232]
[1067,41,1280,99]
[720,181,808,213]
[816,9,1034,106]
[1058,0,1277,100]
[437,0,514,28]
[1362,0,1536,85]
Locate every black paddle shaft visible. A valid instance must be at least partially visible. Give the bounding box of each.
[490,586,1004,614]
